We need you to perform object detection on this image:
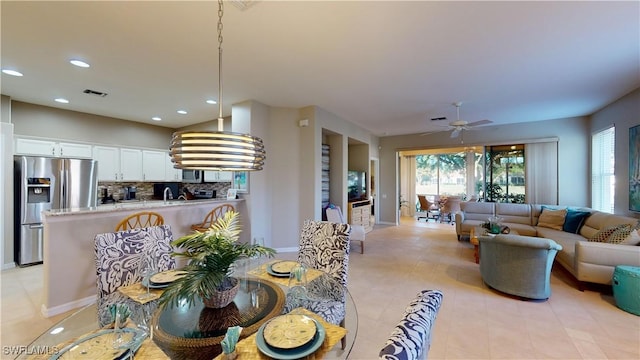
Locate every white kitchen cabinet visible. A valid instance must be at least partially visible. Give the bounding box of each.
[15,138,56,156]
[119,148,143,181]
[93,146,120,181]
[142,150,166,181]
[165,153,182,181]
[93,146,142,181]
[15,138,92,158]
[58,142,93,158]
[203,170,233,182]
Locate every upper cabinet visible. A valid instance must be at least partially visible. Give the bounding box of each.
[142,150,166,181]
[165,154,182,181]
[93,146,143,181]
[203,170,232,182]
[17,136,180,183]
[15,137,93,158]
[93,146,120,181]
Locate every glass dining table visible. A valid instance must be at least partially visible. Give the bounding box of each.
[17,261,358,360]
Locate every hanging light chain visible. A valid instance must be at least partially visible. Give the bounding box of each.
[217,0,224,125]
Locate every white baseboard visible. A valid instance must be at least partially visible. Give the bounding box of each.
[274,247,298,253]
[1,262,16,270]
[41,295,96,318]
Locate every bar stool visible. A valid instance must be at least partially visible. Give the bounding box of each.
[191,204,235,232]
[115,211,165,231]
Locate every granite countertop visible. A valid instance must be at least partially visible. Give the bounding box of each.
[44,198,240,216]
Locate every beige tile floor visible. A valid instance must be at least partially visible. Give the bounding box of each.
[1,218,639,359]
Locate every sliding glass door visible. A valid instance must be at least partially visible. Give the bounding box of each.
[484,145,525,203]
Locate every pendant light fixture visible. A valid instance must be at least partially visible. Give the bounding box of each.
[170,0,265,171]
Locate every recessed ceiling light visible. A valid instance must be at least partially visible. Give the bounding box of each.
[2,69,23,76]
[177,110,187,115]
[54,98,69,104]
[50,327,64,335]
[206,99,217,104]
[151,116,162,121]
[70,59,90,68]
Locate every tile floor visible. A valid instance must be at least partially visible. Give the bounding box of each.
[1,218,639,359]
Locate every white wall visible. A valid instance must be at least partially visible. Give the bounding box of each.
[1,95,14,268]
[378,116,590,224]
[591,88,640,217]
[12,101,174,149]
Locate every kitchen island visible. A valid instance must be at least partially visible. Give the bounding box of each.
[41,198,248,317]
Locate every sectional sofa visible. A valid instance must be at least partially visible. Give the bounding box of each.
[455,202,640,287]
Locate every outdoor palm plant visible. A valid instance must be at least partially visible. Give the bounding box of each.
[159,210,275,309]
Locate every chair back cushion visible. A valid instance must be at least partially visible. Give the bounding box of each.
[297,220,351,286]
[460,201,495,221]
[379,290,444,360]
[326,207,345,223]
[95,225,175,298]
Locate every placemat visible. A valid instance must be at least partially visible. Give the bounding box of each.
[212,307,347,360]
[117,283,164,304]
[247,262,324,287]
[26,328,169,360]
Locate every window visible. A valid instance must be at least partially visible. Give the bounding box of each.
[592,126,615,213]
[416,152,470,198]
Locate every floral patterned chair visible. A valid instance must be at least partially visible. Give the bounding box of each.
[94,225,175,326]
[284,220,351,326]
[379,289,444,360]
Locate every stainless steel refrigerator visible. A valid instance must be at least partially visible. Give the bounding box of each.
[14,156,98,266]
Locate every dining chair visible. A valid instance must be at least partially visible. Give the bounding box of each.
[115,211,164,231]
[284,220,351,328]
[326,206,365,254]
[94,225,175,327]
[379,289,444,360]
[417,195,438,222]
[190,203,235,232]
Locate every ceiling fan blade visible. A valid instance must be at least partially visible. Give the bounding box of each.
[466,119,492,127]
[450,128,461,138]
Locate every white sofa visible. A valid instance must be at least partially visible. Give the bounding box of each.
[455,202,640,287]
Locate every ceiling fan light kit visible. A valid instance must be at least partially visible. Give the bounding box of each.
[421,101,493,140]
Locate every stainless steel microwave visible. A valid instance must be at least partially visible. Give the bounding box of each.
[182,169,202,183]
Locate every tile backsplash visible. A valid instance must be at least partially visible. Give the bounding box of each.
[98,181,232,201]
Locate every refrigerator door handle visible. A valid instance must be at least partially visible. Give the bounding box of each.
[60,168,67,209]
[29,224,44,229]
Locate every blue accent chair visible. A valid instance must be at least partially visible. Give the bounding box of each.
[479,234,562,300]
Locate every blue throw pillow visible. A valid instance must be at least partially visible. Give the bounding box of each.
[563,210,591,233]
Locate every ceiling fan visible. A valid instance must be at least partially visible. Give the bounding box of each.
[421,102,493,139]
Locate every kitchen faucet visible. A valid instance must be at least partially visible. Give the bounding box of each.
[163,187,174,204]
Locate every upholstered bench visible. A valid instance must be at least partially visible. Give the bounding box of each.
[379,289,444,360]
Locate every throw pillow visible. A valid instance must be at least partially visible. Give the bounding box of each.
[562,210,591,234]
[607,225,633,244]
[588,224,629,242]
[537,208,567,230]
[620,229,640,246]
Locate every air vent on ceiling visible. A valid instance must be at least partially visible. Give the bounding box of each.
[431,116,447,121]
[83,89,108,97]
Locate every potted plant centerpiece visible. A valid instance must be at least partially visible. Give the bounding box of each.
[159,210,275,309]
